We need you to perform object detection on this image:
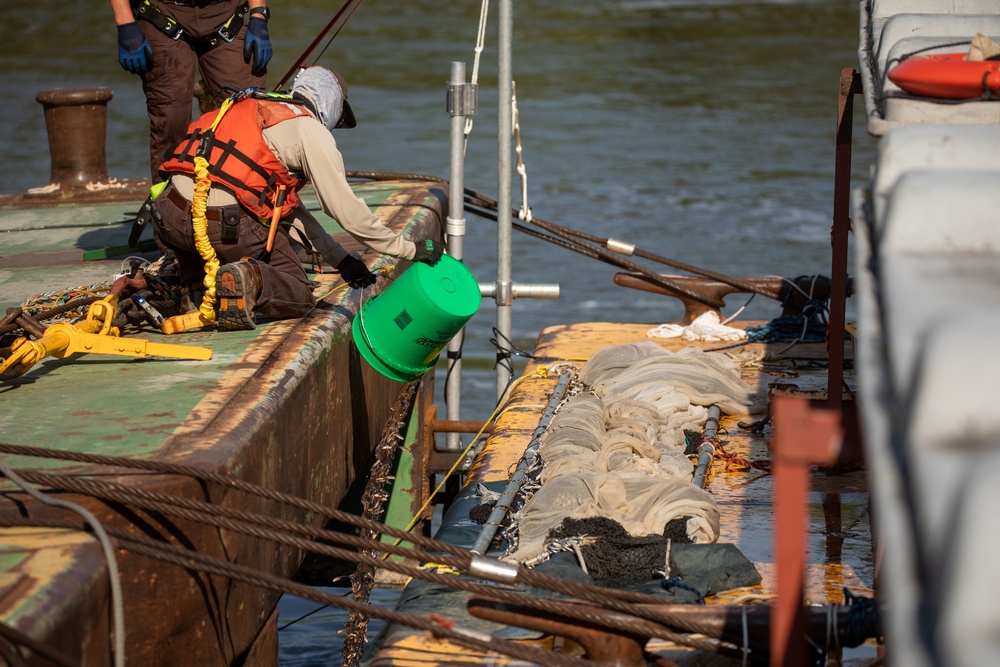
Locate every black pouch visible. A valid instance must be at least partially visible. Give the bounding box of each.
[220,205,242,244]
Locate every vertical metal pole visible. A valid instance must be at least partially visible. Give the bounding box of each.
[445,61,469,452]
[828,69,860,412]
[495,0,514,403]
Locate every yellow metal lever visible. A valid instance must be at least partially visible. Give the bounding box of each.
[44,321,213,361]
[0,304,213,379]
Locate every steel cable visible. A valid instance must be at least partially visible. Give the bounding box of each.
[347,171,768,307]
[0,492,734,660]
[0,515,597,667]
[0,440,732,613]
[2,467,741,656]
[0,441,469,559]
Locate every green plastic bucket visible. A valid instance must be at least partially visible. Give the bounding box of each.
[352,255,481,382]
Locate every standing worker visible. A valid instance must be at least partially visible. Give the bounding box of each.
[109,0,273,182]
[149,66,445,330]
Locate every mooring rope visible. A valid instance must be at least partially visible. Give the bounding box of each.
[341,380,418,667]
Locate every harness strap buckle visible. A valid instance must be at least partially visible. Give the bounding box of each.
[133,1,185,41]
[211,1,249,46]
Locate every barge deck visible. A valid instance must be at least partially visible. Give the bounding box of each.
[0,178,446,665]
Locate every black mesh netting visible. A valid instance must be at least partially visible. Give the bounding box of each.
[469,502,494,525]
[547,516,680,581]
[543,516,760,598]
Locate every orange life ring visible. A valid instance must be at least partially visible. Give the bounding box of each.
[887,52,1000,100]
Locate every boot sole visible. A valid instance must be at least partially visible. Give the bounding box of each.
[216,266,256,331]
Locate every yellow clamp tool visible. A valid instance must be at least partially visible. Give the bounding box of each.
[0,294,212,378]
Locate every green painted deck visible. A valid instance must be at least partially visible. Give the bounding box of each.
[0,180,446,665]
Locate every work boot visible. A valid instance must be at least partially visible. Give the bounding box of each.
[216,260,262,330]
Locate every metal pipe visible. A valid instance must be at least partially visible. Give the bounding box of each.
[444,61,476,452]
[471,369,571,555]
[692,406,721,489]
[495,0,514,402]
[479,282,560,299]
[431,420,493,434]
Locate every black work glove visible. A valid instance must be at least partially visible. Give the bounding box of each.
[412,239,445,266]
[337,254,376,288]
[117,22,153,75]
[243,17,272,76]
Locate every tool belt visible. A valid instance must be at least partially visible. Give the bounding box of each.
[131,0,249,48]
[164,185,245,244]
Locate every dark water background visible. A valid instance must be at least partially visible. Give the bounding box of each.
[1,0,872,662]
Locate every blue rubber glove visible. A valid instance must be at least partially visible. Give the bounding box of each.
[117,22,152,75]
[413,239,445,266]
[244,17,272,76]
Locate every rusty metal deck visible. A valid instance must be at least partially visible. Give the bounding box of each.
[0,180,445,665]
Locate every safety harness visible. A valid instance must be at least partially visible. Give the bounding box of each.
[158,91,248,333]
[159,92,309,220]
[130,0,250,50]
[129,90,310,249]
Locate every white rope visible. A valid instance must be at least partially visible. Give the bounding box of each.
[463,0,534,220]
[512,81,533,223]
[0,461,126,667]
[721,293,756,325]
[463,0,491,151]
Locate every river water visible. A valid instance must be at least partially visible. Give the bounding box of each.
[2,0,871,663]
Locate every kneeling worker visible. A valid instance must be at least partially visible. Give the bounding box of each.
[149,66,444,330]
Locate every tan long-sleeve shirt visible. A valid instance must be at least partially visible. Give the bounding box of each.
[263,115,417,265]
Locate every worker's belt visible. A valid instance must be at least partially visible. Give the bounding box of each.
[165,185,244,244]
[131,0,249,47]
[163,0,229,6]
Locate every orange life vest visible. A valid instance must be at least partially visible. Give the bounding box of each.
[159,98,313,220]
